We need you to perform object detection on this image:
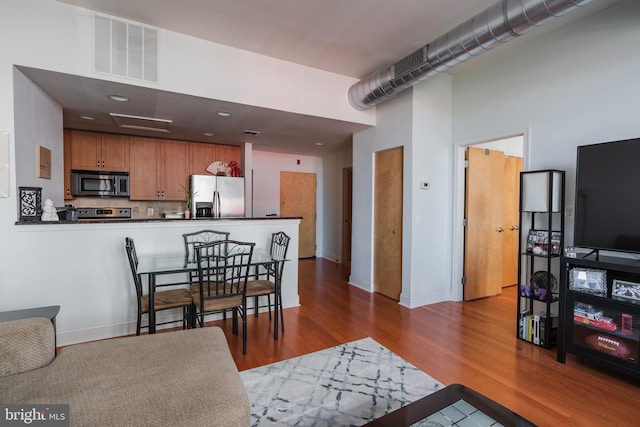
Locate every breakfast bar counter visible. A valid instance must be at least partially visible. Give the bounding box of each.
[15,216,300,225]
[13,217,301,347]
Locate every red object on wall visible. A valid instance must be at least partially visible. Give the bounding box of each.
[297,159,300,165]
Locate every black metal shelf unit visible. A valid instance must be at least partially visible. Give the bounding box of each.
[516,170,565,349]
[557,255,640,378]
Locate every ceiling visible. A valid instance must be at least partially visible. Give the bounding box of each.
[36,0,617,156]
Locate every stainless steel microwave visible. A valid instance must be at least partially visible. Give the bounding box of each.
[71,171,130,197]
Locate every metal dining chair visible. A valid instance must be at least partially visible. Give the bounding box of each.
[191,240,254,354]
[125,237,194,335]
[183,230,231,265]
[245,231,290,339]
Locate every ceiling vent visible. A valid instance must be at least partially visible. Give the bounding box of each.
[94,14,158,83]
[110,113,172,133]
[348,0,593,110]
[243,130,261,136]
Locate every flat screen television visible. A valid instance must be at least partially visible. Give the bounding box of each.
[574,137,640,254]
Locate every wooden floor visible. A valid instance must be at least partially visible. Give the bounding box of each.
[196,258,640,426]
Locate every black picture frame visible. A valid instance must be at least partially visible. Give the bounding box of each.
[612,279,640,302]
[526,230,561,256]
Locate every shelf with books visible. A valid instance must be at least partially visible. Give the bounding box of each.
[516,169,565,349]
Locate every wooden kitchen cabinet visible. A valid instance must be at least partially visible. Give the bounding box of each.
[129,137,188,201]
[63,129,74,200]
[189,142,241,175]
[70,130,129,172]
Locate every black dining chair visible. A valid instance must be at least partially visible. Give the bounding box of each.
[192,240,254,354]
[125,237,194,335]
[183,230,231,265]
[245,231,290,338]
[183,230,232,318]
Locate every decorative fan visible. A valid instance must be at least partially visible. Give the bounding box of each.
[531,271,558,300]
[206,161,231,176]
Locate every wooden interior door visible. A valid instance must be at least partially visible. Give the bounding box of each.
[464,147,504,300]
[374,147,403,300]
[280,172,316,258]
[502,156,523,287]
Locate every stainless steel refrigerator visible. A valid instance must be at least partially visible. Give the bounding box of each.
[190,175,245,218]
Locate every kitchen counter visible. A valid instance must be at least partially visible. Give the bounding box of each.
[14,217,301,347]
[15,216,301,225]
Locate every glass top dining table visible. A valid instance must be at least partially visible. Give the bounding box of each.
[137,250,286,336]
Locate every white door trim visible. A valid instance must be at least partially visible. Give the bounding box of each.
[451,128,531,301]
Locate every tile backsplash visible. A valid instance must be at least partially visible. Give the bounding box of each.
[67,197,184,219]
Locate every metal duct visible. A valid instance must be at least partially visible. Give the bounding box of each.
[348,0,593,110]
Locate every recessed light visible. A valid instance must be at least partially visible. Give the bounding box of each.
[108,95,129,102]
[203,132,215,137]
[216,111,232,117]
[314,142,324,146]
[80,115,95,120]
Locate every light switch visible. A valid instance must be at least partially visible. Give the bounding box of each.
[420,181,430,190]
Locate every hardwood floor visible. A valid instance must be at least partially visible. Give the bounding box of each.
[136,257,636,426]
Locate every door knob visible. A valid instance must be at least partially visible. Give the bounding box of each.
[497,227,504,232]
[510,226,519,231]
[392,230,398,234]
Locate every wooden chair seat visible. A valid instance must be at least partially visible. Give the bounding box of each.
[141,288,193,313]
[191,293,244,312]
[245,280,275,297]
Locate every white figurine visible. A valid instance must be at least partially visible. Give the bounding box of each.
[41,198,59,221]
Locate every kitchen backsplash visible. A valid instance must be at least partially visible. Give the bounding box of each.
[67,197,184,219]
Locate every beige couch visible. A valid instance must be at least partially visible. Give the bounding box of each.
[0,318,250,426]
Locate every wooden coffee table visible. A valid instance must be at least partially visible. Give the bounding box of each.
[364,383,535,426]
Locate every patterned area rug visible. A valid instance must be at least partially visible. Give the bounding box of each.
[240,337,443,426]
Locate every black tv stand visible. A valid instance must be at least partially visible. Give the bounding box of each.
[582,248,600,261]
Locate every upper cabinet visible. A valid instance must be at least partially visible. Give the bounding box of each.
[129,137,189,201]
[190,143,241,175]
[70,130,129,172]
[63,129,74,201]
[65,130,243,201]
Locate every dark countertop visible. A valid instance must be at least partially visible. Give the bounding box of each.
[15,216,301,225]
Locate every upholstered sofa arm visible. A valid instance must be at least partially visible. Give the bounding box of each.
[0,317,55,377]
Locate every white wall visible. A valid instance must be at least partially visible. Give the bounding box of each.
[321,143,352,263]
[452,0,640,248]
[13,68,64,204]
[405,75,453,307]
[350,75,454,307]
[0,0,368,344]
[3,0,638,344]
[351,89,413,292]
[252,150,323,257]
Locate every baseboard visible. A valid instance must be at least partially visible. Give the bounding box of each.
[57,295,301,347]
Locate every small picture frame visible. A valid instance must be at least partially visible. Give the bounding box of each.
[526,230,562,256]
[612,279,640,302]
[569,268,607,296]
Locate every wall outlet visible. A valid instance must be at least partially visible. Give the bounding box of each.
[565,205,573,217]
[147,207,154,216]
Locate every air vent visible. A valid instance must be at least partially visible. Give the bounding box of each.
[94,14,158,83]
[110,113,171,133]
[243,130,261,136]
